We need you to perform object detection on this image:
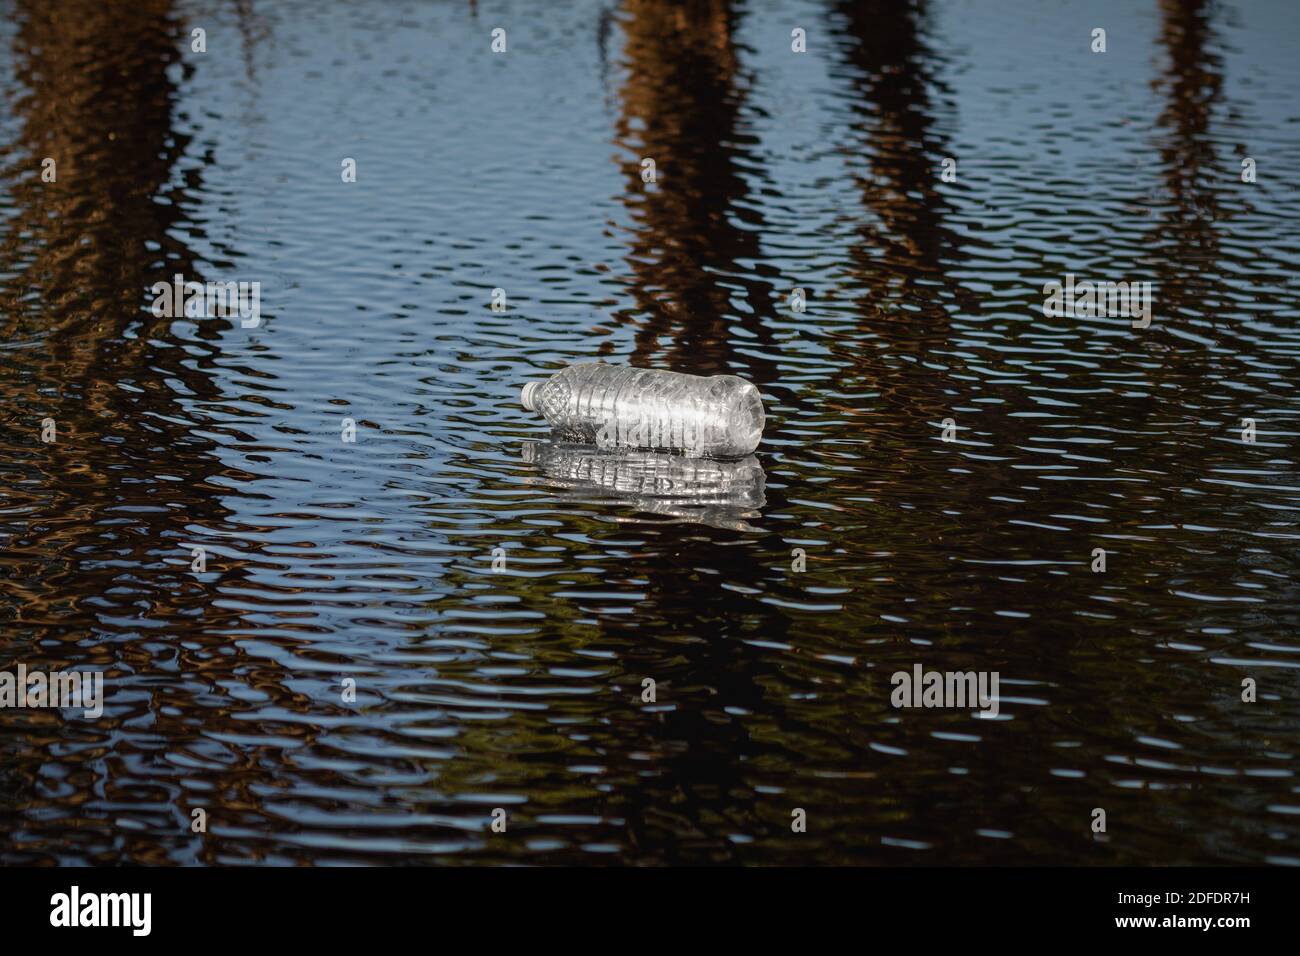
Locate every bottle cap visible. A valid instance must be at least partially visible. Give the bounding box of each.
[520,381,539,411]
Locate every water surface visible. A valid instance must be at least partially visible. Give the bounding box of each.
[1,0,1299,865]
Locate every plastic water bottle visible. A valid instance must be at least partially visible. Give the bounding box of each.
[519,364,764,459]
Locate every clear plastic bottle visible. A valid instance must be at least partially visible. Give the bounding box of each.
[519,364,764,459]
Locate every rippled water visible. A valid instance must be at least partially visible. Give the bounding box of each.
[1,0,1299,865]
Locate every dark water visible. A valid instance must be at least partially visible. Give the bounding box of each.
[1,0,1299,865]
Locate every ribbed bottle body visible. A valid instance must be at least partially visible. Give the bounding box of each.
[524,364,763,459]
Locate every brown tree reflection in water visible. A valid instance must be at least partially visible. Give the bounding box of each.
[608,0,781,382]
[828,0,978,416]
[530,0,801,861]
[0,0,319,865]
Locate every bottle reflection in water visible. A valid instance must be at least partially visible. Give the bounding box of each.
[521,441,766,531]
